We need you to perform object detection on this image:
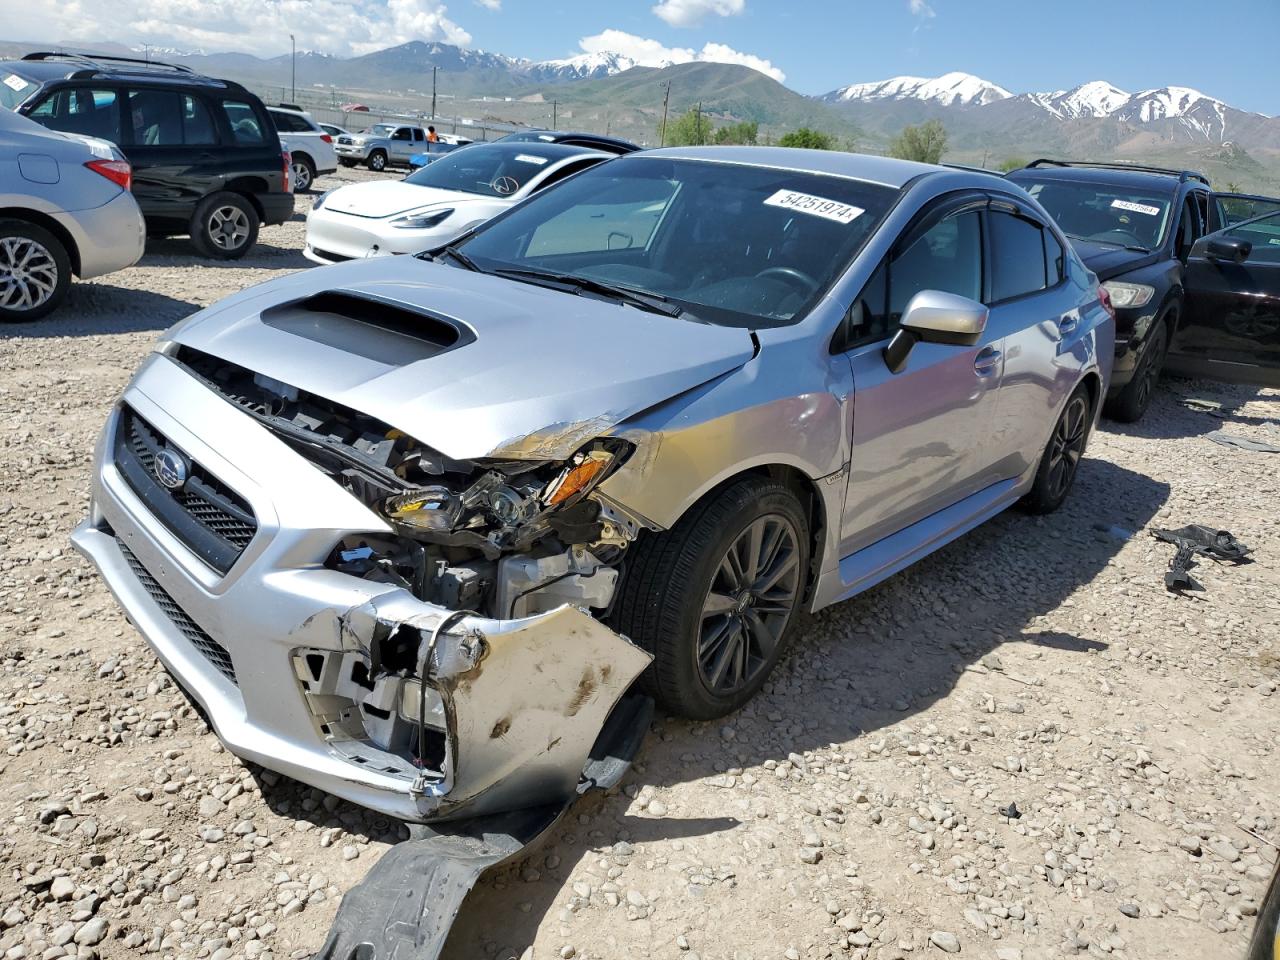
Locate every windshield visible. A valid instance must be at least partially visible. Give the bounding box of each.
[0,72,37,111]
[1011,176,1173,250]
[367,124,396,138]
[405,143,563,197]
[451,155,897,328]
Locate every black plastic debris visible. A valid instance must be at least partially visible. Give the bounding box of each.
[1151,525,1252,594]
[1000,802,1022,820]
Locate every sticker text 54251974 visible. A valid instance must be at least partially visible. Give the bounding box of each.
[764,189,864,225]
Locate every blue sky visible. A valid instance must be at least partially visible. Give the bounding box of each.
[9,0,1279,114]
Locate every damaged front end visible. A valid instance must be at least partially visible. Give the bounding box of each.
[165,346,653,820]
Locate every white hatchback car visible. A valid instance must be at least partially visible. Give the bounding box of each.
[304,141,609,264]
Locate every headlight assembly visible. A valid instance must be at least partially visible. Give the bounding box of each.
[1101,280,1155,309]
[390,208,454,230]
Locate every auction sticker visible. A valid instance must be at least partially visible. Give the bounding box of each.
[764,189,864,224]
[1111,199,1160,216]
[3,74,27,92]
[515,153,548,165]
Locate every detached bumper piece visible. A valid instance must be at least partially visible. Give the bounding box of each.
[314,695,652,960]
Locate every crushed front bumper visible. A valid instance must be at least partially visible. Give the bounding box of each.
[71,354,651,822]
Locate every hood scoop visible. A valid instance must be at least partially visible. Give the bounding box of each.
[260,291,474,368]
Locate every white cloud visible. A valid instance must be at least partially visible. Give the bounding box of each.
[474,0,501,9]
[577,29,784,82]
[908,0,936,18]
[652,0,745,28]
[2,0,472,58]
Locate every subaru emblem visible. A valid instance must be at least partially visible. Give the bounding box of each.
[154,448,189,491]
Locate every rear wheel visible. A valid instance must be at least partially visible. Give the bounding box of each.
[367,150,387,172]
[0,220,71,322]
[291,154,316,192]
[339,158,358,168]
[611,478,809,719]
[1105,317,1168,422]
[1022,384,1092,514]
[189,192,259,260]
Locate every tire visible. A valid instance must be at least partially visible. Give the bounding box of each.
[0,219,72,322]
[189,192,259,260]
[1104,317,1168,423]
[611,477,810,720]
[367,150,387,172]
[1022,384,1093,515]
[291,154,316,193]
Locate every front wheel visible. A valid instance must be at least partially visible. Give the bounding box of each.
[611,478,810,719]
[367,150,387,172]
[1105,318,1168,423]
[1022,384,1093,514]
[0,220,71,322]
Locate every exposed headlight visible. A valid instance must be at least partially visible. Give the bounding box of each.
[312,190,333,210]
[390,208,454,230]
[1101,281,1155,309]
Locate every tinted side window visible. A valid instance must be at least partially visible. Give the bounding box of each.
[989,211,1047,302]
[269,111,304,132]
[392,128,411,141]
[1044,229,1065,285]
[888,210,983,323]
[221,101,268,144]
[182,95,216,145]
[1223,211,1280,265]
[28,88,122,143]
[127,89,188,145]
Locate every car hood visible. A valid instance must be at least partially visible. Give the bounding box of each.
[164,258,755,462]
[1067,238,1160,281]
[323,180,481,219]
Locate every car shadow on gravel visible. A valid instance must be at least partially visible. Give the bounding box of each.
[140,239,312,269]
[1105,380,1280,441]
[0,286,202,339]
[436,458,1171,958]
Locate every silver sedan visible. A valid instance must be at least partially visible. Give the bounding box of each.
[74,147,1113,823]
[0,108,144,320]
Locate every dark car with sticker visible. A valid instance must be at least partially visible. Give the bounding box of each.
[1007,160,1280,420]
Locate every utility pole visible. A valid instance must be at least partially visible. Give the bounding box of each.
[659,80,671,146]
[431,66,437,120]
[552,99,558,128]
[695,101,702,145]
[290,34,296,102]
[142,43,151,63]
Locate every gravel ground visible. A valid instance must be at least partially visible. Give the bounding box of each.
[1,165,1278,960]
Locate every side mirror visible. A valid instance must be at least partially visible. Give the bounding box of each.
[884,290,989,374]
[1199,235,1252,264]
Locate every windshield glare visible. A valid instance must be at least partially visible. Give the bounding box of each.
[454,156,896,328]
[1013,177,1172,249]
[405,143,562,197]
[367,124,396,138]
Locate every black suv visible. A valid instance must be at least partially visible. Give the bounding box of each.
[0,52,294,259]
[1006,160,1280,420]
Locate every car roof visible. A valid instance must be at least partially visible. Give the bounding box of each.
[1006,165,1194,192]
[635,146,941,189]
[1,54,243,93]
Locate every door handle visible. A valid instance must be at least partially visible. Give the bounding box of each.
[1058,314,1079,336]
[974,346,1002,376]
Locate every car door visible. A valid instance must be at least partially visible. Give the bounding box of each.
[1206,192,1280,231]
[1168,209,1280,387]
[981,196,1089,485]
[123,88,222,225]
[837,194,1004,555]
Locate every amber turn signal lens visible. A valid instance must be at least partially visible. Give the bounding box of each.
[546,457,608,506]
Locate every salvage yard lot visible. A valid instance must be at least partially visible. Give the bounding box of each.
[1,167,1278,960]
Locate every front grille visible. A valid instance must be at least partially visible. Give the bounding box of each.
[117,539,238,686]
[308,245,353,263]
[337,136,353,145]
[113,407,257,575]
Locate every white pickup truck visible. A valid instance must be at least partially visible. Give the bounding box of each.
[334,123,429,172]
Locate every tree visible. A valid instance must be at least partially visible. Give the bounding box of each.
[712,121,758,146]
[1225,181,1243,193]
[888,119,948,164]
[997,156,1028,173]
[778,127,836,150]
[664,107,714,146]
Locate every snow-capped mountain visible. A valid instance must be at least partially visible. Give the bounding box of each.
[1026,81,1131,119]
[522,50,639,82]
[823,72,1012,107]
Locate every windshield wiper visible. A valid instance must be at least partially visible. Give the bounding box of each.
[432,245,480,271]
[492,267,684,318]
[1064,233,1150,254]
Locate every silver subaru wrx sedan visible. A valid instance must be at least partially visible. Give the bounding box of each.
[73,147,1113,823]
